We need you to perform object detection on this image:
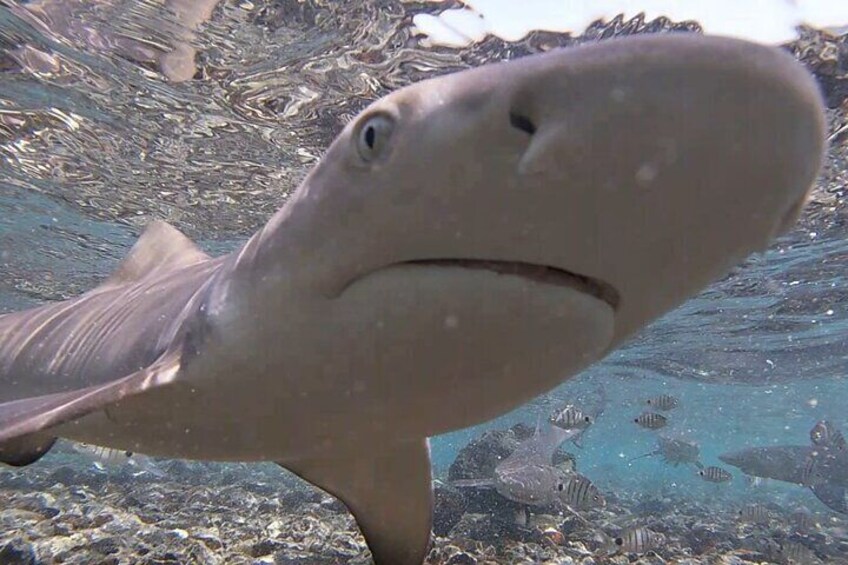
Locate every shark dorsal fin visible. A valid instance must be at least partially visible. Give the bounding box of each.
[104,221,210,287]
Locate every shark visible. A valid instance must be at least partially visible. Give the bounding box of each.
[720,421,848,514]
[0,34,827,563]
[451,409,604,511]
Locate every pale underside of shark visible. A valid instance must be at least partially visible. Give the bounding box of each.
[0,34,828,563]
[720,421,848,514]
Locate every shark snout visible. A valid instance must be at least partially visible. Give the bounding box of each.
[718,451,743,467]
[484,34,827,345]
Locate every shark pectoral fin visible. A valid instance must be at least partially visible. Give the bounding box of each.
[0,432,57,466]
[810,483,848,514]
[280,439,433,565]
[0,351,182,447]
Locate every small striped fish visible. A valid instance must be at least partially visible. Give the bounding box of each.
[777,541,820,564]
[558,472,605,510]
[551,404,592,430]
[698,466,732,483]
[744,475,768,488]
[611,526,665,554]
[70,442,165,477]
[73,443,134,464]
[790,508,818,534]
[738,503,770,524]
[645,394,679,411]
[634,412,667,430]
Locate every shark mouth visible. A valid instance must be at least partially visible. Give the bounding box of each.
[399,259,620,309]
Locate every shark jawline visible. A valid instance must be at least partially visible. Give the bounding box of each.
[347,259,620,309]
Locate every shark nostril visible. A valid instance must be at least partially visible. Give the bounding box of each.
[509,112,536,135]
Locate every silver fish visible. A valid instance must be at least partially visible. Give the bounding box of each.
[558,472,605,510]
[698,466,732,483]
[609,526,666,554]
[738,503,771,525]
[550,405,592,430]
[550,396,601,449]
[71,441,166,477]
[775,541,820,564]
[645,394,679,412]
[72,442,134,464]
[634,412,667,430]
[744,475,770,489]
[790,507,818,534]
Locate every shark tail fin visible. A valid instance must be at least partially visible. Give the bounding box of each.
[628,450,658,463]
[0,350,182,466]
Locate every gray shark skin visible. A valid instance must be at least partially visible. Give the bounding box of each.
[719,446,815,485]
[450,422,604,511]
[720,422,848,514]
[502,418,585,471]
[0,34,827,564]
[493,422,605,510]
[448,410,589,506]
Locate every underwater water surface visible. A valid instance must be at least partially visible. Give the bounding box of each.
[1,1,848,564]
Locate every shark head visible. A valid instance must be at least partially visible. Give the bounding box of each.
[208,34,825,443]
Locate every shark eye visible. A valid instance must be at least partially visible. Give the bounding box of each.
[356,113,394,162]
[615,537,624,546]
